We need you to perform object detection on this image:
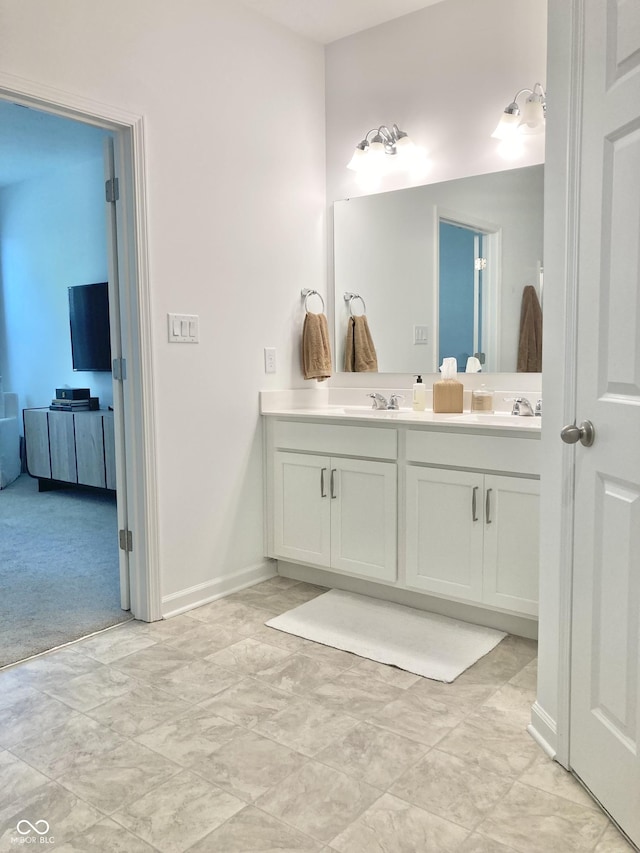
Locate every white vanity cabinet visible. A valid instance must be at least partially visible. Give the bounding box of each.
[404,429,540,617]
[263,409,541,626]
[273,451,397,581]
[267,420,398,583]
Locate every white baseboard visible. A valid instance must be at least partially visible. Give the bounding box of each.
[161,560,277,618]
[528,700,558,758]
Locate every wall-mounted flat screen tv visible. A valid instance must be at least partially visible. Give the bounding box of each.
[68,282,112,372]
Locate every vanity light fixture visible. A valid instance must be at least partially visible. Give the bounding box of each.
[347,124,429,188]
[491,83,546,158]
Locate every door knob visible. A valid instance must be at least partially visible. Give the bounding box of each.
[560,420,595,447]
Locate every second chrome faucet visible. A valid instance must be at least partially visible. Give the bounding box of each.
[367,393,404,410]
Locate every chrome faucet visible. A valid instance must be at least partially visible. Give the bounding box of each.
[368,393,389,410]
[534,399,542,417]
[509,397,535,417]
[367,392,404,410]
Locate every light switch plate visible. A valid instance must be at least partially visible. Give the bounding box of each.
[413,325,428,344]
[168,313,199,343]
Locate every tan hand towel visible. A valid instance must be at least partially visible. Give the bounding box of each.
[302,312,332,381]
[517,284,543,372]
[344,315,378,372]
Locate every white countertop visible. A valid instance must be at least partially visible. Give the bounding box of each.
[260,400,541,435]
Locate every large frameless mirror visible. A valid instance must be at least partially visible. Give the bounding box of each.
[333,164,543,374]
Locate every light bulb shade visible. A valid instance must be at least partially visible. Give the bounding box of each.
[347,145,367,171]
[347,124,422,179]
[491,111,520,140]
[519,96,545,131]
[394,134,416,161]
[366,140,387,164]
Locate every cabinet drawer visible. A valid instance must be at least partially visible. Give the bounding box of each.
[406,429,540,476]
[273,419,397,460]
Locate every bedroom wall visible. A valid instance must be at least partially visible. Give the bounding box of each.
[0,154,112,417]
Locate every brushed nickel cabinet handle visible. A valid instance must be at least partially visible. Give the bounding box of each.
[486,488,492,524]
[472,486,478,521]
[320,467,327,498]
[330,468,337,499]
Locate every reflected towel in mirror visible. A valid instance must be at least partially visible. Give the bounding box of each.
[302,312,332,381]
[344,315,378,372]
[517,284,542,372]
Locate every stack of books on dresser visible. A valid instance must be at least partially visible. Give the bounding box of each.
[49,388,98,412]
[50,398,91,412]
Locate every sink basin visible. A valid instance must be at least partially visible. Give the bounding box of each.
[442,413,540,428]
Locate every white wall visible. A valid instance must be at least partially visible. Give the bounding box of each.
[325,0,547,387]
[0,0,326,610]
[0,155,112,415]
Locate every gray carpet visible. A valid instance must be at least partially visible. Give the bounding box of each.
[0,474,131,667]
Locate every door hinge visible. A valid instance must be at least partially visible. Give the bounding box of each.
[474,257,487,271]
[119,529,133,552]
[105,177,120,203]
[112,357,127,381]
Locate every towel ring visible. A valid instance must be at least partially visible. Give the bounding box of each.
[344,292,367,317]
[301,288,325,313]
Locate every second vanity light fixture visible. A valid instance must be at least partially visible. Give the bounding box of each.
[491,82,546,159]
[347,124,429,188]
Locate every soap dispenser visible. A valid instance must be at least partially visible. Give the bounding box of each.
[412,375,427,412]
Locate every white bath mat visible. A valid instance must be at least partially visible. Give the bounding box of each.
[266,589,506,683]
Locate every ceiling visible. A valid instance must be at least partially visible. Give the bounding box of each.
[0,101,108,189]
[240,0,448,44]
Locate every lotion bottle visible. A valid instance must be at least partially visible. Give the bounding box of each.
[412,375,427,411]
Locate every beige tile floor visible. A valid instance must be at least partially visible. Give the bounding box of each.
[0,576,635,853]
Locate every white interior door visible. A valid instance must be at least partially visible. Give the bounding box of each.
[569,0,640,845]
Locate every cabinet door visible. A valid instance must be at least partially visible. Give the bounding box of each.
[273,451,331,567]
[482,474,540,616]
[405,466,484,602]
[74,412,106,488]
[48,411,77,482]
[24,409,51,478]
[330,458,397,582]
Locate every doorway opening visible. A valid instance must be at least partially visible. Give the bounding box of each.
[437,213,501,372]
[0,83,159,665]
